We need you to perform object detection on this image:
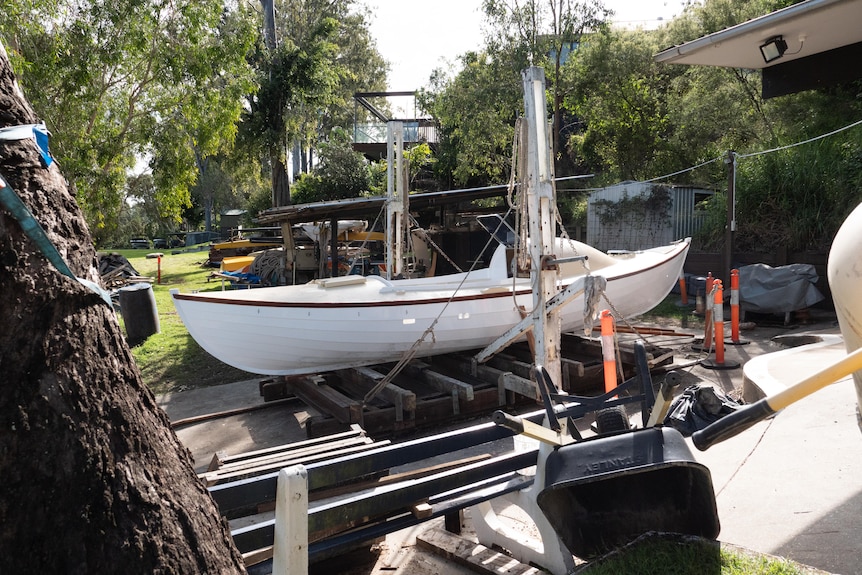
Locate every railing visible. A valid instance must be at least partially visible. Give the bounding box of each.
[353,121,439,145]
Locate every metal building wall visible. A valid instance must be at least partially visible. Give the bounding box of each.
[586,183,711,252]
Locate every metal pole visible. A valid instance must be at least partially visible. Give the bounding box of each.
[724,150,736,282]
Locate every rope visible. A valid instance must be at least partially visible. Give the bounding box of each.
[736,117,862,159]
[363,204,517,406]
[249,248,287,286]
[408,217,462,273]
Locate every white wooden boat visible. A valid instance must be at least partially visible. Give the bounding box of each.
[171,237,690,375]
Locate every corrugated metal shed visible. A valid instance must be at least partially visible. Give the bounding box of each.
[587,182,713,252]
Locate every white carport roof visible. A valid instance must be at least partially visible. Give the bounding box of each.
[654,0,862,69]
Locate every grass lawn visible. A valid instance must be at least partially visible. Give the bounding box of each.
[575,533,816,575]
[111,246,259,395]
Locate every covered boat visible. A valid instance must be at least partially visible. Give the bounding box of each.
[171,236,690,375]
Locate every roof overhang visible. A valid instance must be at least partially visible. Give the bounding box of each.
[254,186,511,225]
[655,0,862,70]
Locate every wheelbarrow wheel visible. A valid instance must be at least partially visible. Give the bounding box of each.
[595,406,630,435]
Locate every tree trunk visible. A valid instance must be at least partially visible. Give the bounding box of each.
[271,151,291,207]
[0,45,245,573]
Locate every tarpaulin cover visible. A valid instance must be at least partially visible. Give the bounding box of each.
[664,384,743,436]
[738,263,824,313]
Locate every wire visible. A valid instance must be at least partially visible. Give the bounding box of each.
[737,117,862,159]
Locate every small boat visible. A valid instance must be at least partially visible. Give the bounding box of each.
[171,236,690,375]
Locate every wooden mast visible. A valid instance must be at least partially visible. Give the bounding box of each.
[386,121,406,279]
[522,67,563,389]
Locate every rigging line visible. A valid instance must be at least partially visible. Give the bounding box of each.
[363,203,517,406]
[567,156,723,194]
[407,214,462,273]
[737,117,862,159]
[640,156,723,184]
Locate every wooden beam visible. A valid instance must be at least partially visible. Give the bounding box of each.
[437,355,538,401]
[286,375,362,425]
[336,367,416,422]
[201,440,389,487]
[403,361,475,401]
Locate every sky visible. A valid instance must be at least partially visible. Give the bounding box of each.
[364,0,691,92]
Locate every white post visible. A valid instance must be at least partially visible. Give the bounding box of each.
[386,121,405,279]
[521,66,562,388]
[271,465,308,575]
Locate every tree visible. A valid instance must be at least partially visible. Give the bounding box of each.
[0,43,244,573]
[238,17,344,207]
[291,126,371,203]
[276,0,387,179]
[1,0,257,246]
[422,51,522,188]
[562,29,672,181]
[481,0,611,172]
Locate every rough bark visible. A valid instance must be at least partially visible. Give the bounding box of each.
[0,44,246,573]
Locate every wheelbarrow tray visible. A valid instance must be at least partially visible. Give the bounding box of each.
[537,426,719,559]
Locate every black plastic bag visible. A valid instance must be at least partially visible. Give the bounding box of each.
[663,384,743,436]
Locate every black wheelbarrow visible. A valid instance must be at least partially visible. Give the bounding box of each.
[493,341,720,560]
[537,426,719,559]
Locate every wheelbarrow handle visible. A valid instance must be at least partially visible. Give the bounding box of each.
[492,410,524,434]
[692,399,775,450]
[693,345,862,450]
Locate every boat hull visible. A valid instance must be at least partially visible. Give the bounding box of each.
[172,239,690,375]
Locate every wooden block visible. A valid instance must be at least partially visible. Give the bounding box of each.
[417,527,542,575]
[412,501,433,519]
[207,450,228,472]
[241,546,273,567]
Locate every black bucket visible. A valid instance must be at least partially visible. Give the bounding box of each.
[119,282,160,346]
[537,426,719,559]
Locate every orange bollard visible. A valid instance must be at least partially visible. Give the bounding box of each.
[713,280,725,364]
[157,255,162,285]
[725,268,750,346]
[600,309,617,393]
[696,273,715,351]
[702,279,740,370]
[679,274,689,305]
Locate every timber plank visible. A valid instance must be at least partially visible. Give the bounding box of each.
[201,440,390,486]
[212,424,366,468]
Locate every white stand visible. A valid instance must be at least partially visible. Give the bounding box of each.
[471,441,575,575]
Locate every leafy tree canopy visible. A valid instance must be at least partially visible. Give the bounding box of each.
[291,127,371,203]
[0,0,257,247]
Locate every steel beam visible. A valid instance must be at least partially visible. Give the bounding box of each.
[231,456,537,556]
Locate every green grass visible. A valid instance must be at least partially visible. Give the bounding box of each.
[639,294,706,331]
[111,246,258,395]
[576,535,814,575]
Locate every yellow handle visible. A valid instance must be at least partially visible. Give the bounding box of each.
[768,345,862,411]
